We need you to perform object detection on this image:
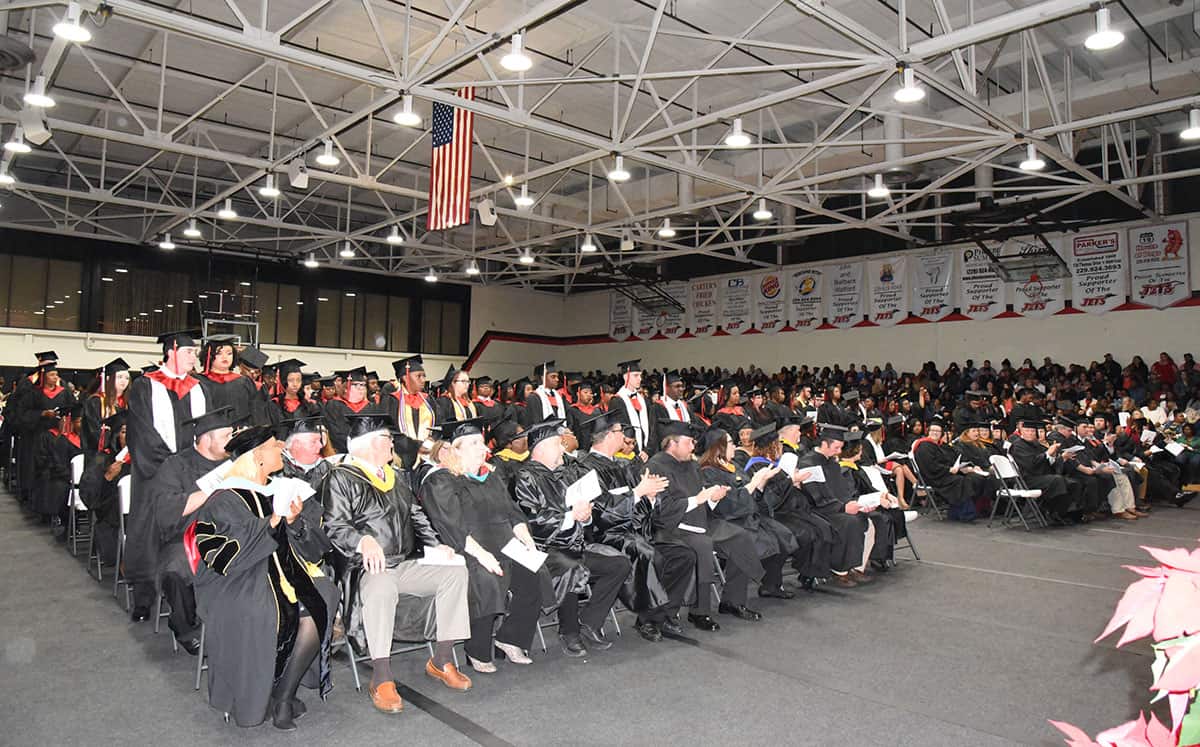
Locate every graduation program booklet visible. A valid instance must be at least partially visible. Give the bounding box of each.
[799,466,825,484]
[501,538,548,573]
[1165,442,1187,457]
[856,491,883,510]
[418,551,466,567]
[565,469,601,510]
[883,452,908,462]
[195,461,235,496]
[1141,430,1157,445]
[777,451,798,477]
[1062,445,1086,455]
[269,476,316,516]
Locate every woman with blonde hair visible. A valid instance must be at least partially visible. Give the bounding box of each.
[189,425,338,731]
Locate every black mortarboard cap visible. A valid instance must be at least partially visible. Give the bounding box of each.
[157,330,199,353]
[617,359,643,375]
[141,364,158,374]
[818,424,850,442]
[750,423,778,447]
[441,365,461,390]
[35,350,58,362]
[777,413,814,429]
[366,371,379,380]
[885,415,905,427]
[225,425,276,459]
[533,360,557,379]
[430,416,489,443]
[393,355,424,377]
[842,430,863,443]
[525,418,567,449]
[745,388,765,399]
[1021,419,1047,429]
[490,419,523,450]
[182,405,238,436]
[579,409,634,437]
[276,358,306,376]
[240,346,268,370]
[302,372,320,385]
[656,418,696,440]
[475,375,494,387]
[966,389,988,400]
[664,370,684,385]
[345,412,397,440]
[842,389,860,403]
[343,366,368,383]
[99,357,130,376]
[863,419,884,433]
[701,427,729,453]
[277,415,324,438]
[318,376,335,386]
[39,361,59,374]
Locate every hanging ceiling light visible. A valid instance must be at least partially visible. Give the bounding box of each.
[258,174,281,198]
[580,234,597,253]
[1019,143,1045,171]
[893,67,925,103]
[4,127,32,154]
[303,254,319,268]
[867,174,891,198]
[514,184,535,207]
[24,75,55,108]
[386,225,404,244]
[1085,7,1124,51]
[0,168,14,186]
[658,218,677,238]
[725,118,751,148]
[753,198,773,221]
[518,249,535,265]
[183,219,201,238]
[607,155,630,182]
[339,241,356,258]
[503,174,515,186]
[393,94,422,127]
[500,33,533,72]
[1180,109,1200,141]
[158,234,175,250]
[315,139,340,168]
[217,198,238,219]
[53,2,91,43]
[465,260,480,276]
[424,268,439,283]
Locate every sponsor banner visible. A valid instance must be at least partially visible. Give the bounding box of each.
[720,274,754,334]
[608,293,633,340]
[653,281,689,339]
[631,302,656,339]
[688,278,720,336]
[868,256,908,326]
[1130,222,1191,309]
[826,261,864,329]
[788,267,824,332]
[754,271,787,334]
[958,247,1006,320]
[911,252,954,321]
[1065,230,1127,314]
[1011,272,1067,318]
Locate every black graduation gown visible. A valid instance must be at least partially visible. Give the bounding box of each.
[843,463,900,562]
[192,482,336,727]
[473,398,506,428]
[1007,438,1076,515]
[817,401,854,426]
[434,396,479,425]
[280,455,332,493]
[747,453,833,579]
[201,374,261,425]
[913,439,985,508]
[267,396,321,426]
[953,440,1001,500]
[794,450,869,573]
[79,452,127,564]
[125,373,205,587]
[149,448,227,549]
[81,396,118,454]
[512,461,594,605]
[323,398,380,454]
[488,451,527,501]
[417,467,552,619]
[567,405,603,452]
[700,463,798,560]
[22,385,74,501]
[33,430,81,516]
[381,392,436,469]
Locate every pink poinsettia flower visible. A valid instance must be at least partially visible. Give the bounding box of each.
[1096,547,1200,646]
[1050,712,1175,747]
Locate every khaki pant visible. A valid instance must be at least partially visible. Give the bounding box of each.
[359,560,470,660]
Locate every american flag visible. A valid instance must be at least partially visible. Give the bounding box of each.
[427,86,475,231]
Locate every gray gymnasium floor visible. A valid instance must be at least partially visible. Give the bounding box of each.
[2,490,1186,746]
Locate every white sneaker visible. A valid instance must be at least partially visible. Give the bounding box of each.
[903,510,919,522]
[494,641,533,664]
[467,656,496,673]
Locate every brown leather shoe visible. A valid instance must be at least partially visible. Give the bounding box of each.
[369,681,404,714]
[850,569,874,584]
[1119,511,1139,521]
[1131,509,1149,517]
[832,573,857,588]
[425,659,472,691]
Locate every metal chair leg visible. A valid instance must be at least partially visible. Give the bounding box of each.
[194,624,207,691]
[608,607,621,636]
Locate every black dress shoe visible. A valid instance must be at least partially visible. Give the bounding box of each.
[271,698,297,731]
[635,622,663,642]
[758,585,795,599]
[291,697,306,720]
[687,613,721,632]
[660,617,683,636]
[718,602,762,621]
[559,633,587,658]
[178,635,202,656]
[799,576,819,592]
[580,623,613,650]
[130,606,150,623]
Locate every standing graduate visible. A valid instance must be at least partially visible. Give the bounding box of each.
[435,366,478,424]
[27,361,77,520]
[33,401,84,523]
[324,367,379,454]
[200,335,261,425]
[470,376,505,427]
[10,351,58,504]
[267,359,320,425]
[610,360,651,456]
[383,355,437,468]
[237,345,273,425]
[523,361,568,427]
[147,406,236,653]
[82,358,130,454]
[125,331,208,622]
[566,380,603,452]
[189,426,337,730]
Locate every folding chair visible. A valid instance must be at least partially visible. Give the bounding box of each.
[863,464,920,561]
[67,454,91,556]
[153,582,179,653]
[113,475,133,609]
[907,451,946,520]
[194,622,208,691]
[987,454,1046,531]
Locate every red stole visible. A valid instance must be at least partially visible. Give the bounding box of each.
[146,369,200,398]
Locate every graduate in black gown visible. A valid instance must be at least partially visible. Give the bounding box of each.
[79,411,130,566]
[237,346,273,426]
[417,417,553,672]
[11,350,58,504]
[646,419,766,630]
[470,376,505,427]
[912,419,988,522]
[199,336,262,425]
[324,367,380,454]
[434,366,479,424]
[267,359,321,425]
[147,406,236,653]
[1007,419,1079,521]
[514,419,632,657]
[382,356,438,469]
[838,439,901,569]
[33,401,84,522]
[487,420,529,499]
[566,380,603,453]
[188,425,337,730]
[125,331,209,621]
[572,410,695,642]
[81,357,130,454]
[278,416,332,490]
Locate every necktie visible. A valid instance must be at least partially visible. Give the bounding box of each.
[674,403,683,420]
[547,391,559,407]
[631,395,642,413]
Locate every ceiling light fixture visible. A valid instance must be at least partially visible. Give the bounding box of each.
[514,184,535,207]
[386,225,403,245]
[867,174,891,198]
[893,66,925,103]
[4,127,32,154]
[303,254,319,268]
[503,174,515,186]
[315,139,340,168]
[217,198,238,219]
[424,268,438,283]
[393,94,422,127]
[658,218,676,239]
[724,118,750,148]
[1180,109,1200,141]
[607,155,630,182]
[53,2,91,43]
[518,249,535,265]
[465,260,480,276]
[339,241,356,258]
[115,267,129,273]
[580,234,597,253]
[1085,7,1124,51]
[158,233,176,250]
[258,174,280,198]
[1019,143,1045,171]
[753,198,773,221]
[501,33,533,72]
[24,75,55,108]
[183,219,201,238]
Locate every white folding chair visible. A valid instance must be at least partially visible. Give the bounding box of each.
[67,454,90,556]
[864,465,919,561]
[113,475,133,608]
[987,454,1046,531]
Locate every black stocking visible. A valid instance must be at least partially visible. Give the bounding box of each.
[273,615,319,706]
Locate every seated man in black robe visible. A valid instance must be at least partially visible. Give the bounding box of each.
[1007,419,1080,523]
[1053,415,1110,520]
[278,415,333,491]
[573,410,695,642]
[646,420,766,631]
[514,419,633,656]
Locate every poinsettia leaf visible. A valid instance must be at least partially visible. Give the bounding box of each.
[1095,714,1143,744]
[1178,696,1200,746]
[1098,577,1166,645]
[1150,649,1169,703]
[1153,573,1200,641]
[1145,712,1176,747]
[1124,565,1167,578]
[1153,641,1200,693]
[1048,719,1099,746]
[1143,546,1200,573]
